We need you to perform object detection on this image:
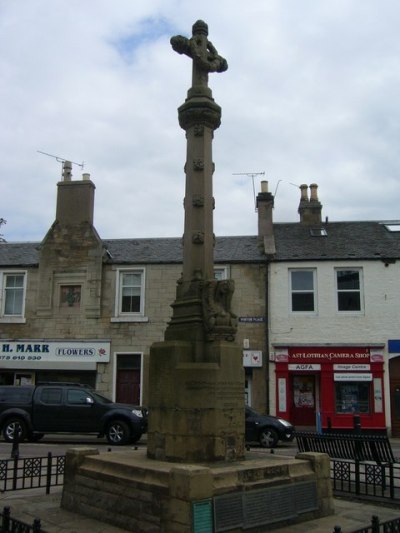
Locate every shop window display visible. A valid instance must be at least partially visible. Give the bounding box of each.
[335,382,370,414]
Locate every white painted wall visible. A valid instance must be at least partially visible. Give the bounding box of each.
[268,259,400,430]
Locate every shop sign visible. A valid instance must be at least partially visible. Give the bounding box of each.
[0,340,110,364]
[388,340,400,353]
[289,346,370,363]
[288,364,321,371]
[334,373,372,382]
[243,350,262,367]
[334,364,370,371]
[370,348,384,362]
[271,349,289,362]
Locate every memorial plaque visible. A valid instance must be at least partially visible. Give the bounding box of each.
[214,493,243,531]
[294,481,318,513]
[214,481,318,531]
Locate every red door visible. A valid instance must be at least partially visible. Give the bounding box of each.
[116,369,140,405]
[291,375,316,428]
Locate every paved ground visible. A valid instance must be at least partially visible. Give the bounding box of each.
[0,438,399,532]
[1,486,400,532]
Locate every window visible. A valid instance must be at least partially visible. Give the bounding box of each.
[0,271,26,321]
[290,269,316,312]
[113,268,146,321]
[310,228,327,236]
[383,223,400,232]
[214,267,229,280]
[335,382,370,414]
[336,269,362,312]
[39,388,62,405]
[67,389,91,404]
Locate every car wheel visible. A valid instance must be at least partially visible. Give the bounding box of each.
[106,420,130,445]
[259,428,279,448]
[3,418,27,443]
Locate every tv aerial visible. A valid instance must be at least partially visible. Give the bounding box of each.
[232,171,265,211]
[37,150,84,179]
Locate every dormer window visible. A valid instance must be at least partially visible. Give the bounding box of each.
[310,228,327,237]
[383,223,400,232]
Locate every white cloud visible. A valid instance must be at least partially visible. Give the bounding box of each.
[1,0,400,243]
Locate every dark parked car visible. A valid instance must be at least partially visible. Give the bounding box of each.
[245,406,295,448]
[0,383,147,445]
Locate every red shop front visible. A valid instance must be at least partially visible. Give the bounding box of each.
[274,345,386,433]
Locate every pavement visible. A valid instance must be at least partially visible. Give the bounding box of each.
[1,439,400,532]
[1,485,400,533]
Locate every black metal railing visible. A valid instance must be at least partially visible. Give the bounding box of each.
[331,458,400,501]
[296,432,396,464]
[0,506,47,532]
[0,453,65,494]
[334,514,400,532]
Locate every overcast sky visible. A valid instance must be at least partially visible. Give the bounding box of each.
[1,0,399,243]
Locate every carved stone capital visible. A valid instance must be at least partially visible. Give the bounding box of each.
[178,98,221,131]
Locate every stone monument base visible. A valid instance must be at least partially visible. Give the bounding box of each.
[61,448,334,532]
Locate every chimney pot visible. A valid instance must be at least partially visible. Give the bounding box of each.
[300,184,308,201]
[310,183,318,201]
[261,180,268,193]
[62,161,72,182]
[82,173,90,181]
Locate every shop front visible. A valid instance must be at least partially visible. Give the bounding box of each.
[273,345,386,433]
[0,340,110,388]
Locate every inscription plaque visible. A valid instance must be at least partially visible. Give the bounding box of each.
[214,481,318,531]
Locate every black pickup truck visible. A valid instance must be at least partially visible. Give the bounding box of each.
[0,383,147,445]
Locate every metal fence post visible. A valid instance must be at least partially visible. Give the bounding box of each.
[12,455,18,491]
[355,459,360,495]
[389,462,395,499]
[371,515,380,533]
[2,506,10,531]
[33,517,43,532]
[10,430,19,460]
[46,452,52,495]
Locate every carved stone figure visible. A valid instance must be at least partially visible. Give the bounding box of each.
[203,279,238,340]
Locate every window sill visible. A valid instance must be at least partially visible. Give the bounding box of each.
[0,317,26,324]
[111,316,149,323]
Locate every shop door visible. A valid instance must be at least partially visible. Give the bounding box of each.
[390,357,400,437]
[116,369,140,405]
[291,375,316,427]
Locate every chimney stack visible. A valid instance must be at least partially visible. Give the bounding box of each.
[256,180,275,255]
[298,183,322,225]
[56,162,95,226]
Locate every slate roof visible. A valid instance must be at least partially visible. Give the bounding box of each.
[1,221,399,267]
[0,236,264,267]
[0,242,40,267]
[273,221,400,262]
[103,236,264,264]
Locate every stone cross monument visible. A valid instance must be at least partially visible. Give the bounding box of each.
[147,20,245,463]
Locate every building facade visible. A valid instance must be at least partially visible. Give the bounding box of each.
[267,185,400,435]
[2,171,400,436]
[0,169,268,411]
